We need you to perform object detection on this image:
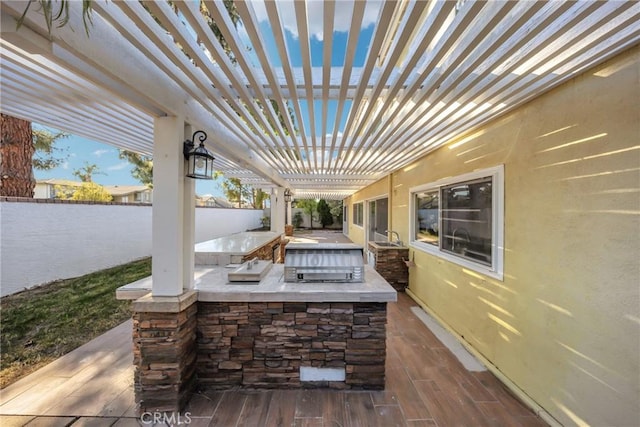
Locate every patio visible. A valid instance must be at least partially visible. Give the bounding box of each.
[0,231,544,425]
[0,285,546,426]
[0,1,638,425]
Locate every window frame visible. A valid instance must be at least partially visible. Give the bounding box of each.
[409,165,504,280]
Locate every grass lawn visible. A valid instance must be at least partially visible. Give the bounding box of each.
[0,257,151,389]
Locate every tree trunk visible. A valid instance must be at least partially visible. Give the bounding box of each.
[0,114,34,197]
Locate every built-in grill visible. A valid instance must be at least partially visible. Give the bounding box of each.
[284,243,365,283]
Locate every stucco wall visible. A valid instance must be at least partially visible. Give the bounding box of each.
[0,202,263,296]
[348,46,640,426]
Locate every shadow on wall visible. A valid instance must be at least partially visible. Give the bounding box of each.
[448,123,639,425]
[405,52,639,426]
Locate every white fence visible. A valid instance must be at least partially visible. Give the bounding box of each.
[0,200,263,296]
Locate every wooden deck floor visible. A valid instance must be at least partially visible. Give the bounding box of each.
[1,293,547,426]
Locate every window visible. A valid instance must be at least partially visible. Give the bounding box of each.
[368,197,389,243]
[415,189,439,246]
[353,202,364,227]
[410,165,504,279]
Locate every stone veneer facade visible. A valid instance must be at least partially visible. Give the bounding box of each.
[196,301,387,390]
[133,300,387,412]
[133,302,198,412]
[368,244,409,292]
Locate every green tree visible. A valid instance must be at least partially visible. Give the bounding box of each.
[76,182,111,202]
[18,0,94,37]
[218,176,251,208]
[251,188,269,210]
[56,182,112,202]
[295,199,318,230]
[72,162,103,182]
[213,172,267,209]
[32,129,69,171]
[199,0,241,63]
[119,150,153,187]
[317,199,333,228]
[52,183,76,199]
[0,115,69,197]
[292,211,304,229]
[328,200,344,223]
[72,182,112,202]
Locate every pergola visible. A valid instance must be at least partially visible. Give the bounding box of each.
[1,0,637,200]
[2,2,640,421]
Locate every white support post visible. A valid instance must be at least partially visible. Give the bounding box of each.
[183,124,195,290]
[270,189,277,233]
[287,198,293,227]
[270,187,285,234]
[152,116,186,296]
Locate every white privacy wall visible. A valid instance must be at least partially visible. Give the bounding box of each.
[195,207,264,241]
[0,201,263,296]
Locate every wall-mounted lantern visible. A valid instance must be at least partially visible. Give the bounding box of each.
[183,130,215,180]
[284,188,293,235]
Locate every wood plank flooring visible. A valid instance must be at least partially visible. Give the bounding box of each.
[176,293,547,427]
[1,293,548,426]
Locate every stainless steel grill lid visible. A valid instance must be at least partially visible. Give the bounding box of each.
[284,243,365,283]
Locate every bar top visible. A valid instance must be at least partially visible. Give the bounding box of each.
[117,264,397,303]
[195,231,280,255]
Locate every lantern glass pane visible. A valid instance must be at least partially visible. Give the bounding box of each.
[187,155,195,177]
[194,154,207,177]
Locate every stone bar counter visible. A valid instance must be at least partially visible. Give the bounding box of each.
[368,241,410,292]
[118,263,397,413]
[194,231,283,265]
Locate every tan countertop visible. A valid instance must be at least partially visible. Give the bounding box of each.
[117,264,397,303]
[195,231,280,255]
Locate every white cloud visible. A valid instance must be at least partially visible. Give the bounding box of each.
[250,2,268,25]
[61,161,69,170]
[107,162,129,171]
[249,0,382,41]
[93,149,111,157]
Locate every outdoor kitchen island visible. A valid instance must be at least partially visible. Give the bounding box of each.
[122,243,397,413]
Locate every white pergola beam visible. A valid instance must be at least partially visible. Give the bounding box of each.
[1,0,637,198]
[294,0,318,170]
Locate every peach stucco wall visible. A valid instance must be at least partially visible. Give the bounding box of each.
[347,46,639,426]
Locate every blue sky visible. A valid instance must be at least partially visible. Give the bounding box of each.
[33,124,225,197]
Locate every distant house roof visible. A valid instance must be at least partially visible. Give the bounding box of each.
[37,179,84,187]
[103,185,151,197]
[37,180,151,197]
[196,194,233,208]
